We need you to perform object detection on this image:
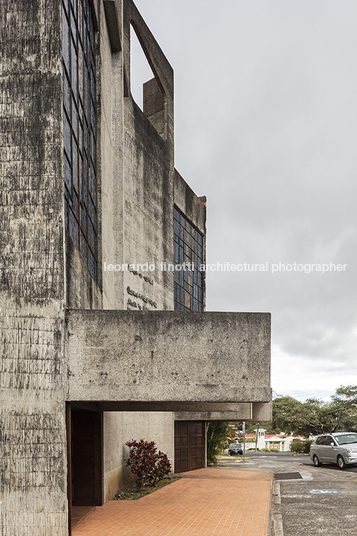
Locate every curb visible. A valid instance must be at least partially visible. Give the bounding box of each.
[267,473,273,536]
[271,480,284,536]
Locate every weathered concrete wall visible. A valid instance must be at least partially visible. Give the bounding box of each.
[121,0,175,312]
[143,77,166,138]
[103,410,175,499]
[121,412,175,485]
[102,0,126,311]
[103,411,125,500]
[67,310,271,404]
[98,0,178,494]
[174,169,206,235]
[0,0,67,534]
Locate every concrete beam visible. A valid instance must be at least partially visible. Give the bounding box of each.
[66,310,271,405]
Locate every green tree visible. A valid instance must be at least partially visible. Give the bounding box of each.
[330,385,357,431]
[207,422,231,464]
[271,386,357,437]
[272,396,339,437]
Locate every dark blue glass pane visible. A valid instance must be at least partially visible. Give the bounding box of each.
[72,136,78,192]
[64,153,72,192]
[81,156,88,206]
[90,129,95,168]
[71,5,77,45]
[85,71,91,117]
[64,112,71,160]
[69,207,79,246]
[72,191,79,217]
[89,218,95,247]
[78,120,83,154]
[88,249,96,280]
[71,99,78,141]
[174,242,179,263]
[88,198,95,224]
[63,72,71,114]
[81,206,88,234]
[78,46,83,102]
[80,232,88,264]
[71,40,78,102]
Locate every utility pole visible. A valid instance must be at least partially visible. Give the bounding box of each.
[242,421,246,461]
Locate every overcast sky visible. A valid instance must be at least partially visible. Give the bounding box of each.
[131,0,357,402]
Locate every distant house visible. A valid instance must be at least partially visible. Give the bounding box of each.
[243,429,305,451]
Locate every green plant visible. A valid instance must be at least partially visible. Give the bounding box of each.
[290,439,312,454]
[207,422,232,465]
[126,439,171,490]
[114,477,180,500]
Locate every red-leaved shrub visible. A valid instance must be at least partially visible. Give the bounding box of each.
[126,439,171,490]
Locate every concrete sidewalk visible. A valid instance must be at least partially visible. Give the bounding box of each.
[72,467,272,536]
[272,465,357,536]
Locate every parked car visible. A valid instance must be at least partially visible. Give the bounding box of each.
[228,443,243,456]
[309,432,357,469]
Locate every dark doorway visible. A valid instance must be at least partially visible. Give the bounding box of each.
[71,408,103,506]
[174,421,205,473]
[67,404,103,534]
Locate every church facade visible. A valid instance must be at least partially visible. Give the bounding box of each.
[0,0,271,534]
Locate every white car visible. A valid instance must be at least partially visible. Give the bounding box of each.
[228,443,243,456]
[309,432,357,469]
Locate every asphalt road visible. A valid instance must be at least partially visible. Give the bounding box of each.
[221,451,357,472]
[218,452,357,535]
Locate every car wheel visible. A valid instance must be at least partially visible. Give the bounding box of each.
[228,450,234,456]
[313,455,321,467]
[337,455,346,469]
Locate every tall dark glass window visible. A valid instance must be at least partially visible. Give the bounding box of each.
[62,0,98,281]
[174,207,204,311]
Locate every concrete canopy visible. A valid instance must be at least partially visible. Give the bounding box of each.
[67,310,271,415]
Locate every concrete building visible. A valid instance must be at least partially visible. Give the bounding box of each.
[0,0,272,534]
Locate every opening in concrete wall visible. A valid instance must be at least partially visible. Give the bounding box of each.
[130,24,166,139]
[67,404,103,533]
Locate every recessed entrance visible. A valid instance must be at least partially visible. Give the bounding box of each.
[67,405,103,534]
[174,421,205,473]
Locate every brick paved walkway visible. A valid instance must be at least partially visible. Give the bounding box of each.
[72,467,272,536]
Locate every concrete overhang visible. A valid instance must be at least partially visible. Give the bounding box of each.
[66,310,271,412]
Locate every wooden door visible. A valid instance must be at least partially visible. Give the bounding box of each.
[175,421,205,473]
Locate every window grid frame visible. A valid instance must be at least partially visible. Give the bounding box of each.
[62,0,98,282]
[174,206,204,312]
